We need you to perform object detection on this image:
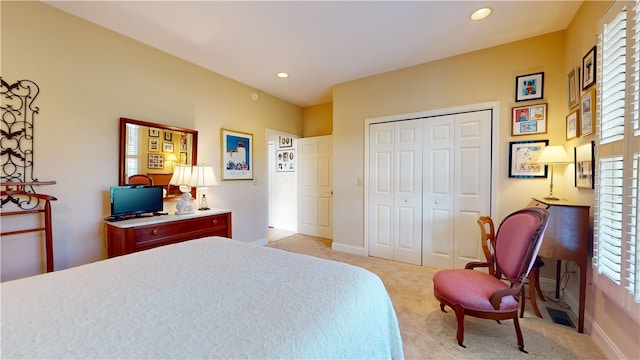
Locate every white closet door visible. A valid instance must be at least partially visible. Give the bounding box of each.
[422,110,492,268]
[393,120,423,265]
[369,122,395,260]
[452,111,492,268]
[422,115,456,269]
[369,120,423,265]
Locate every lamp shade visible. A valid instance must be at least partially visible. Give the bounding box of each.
[169,164,192,186]
[188,165,219,188]
[536,146,571,165]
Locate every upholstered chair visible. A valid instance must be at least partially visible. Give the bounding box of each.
[433,208,549,353]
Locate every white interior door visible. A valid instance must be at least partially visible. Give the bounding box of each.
[297,135,333,238]
[422,110,492,268]
[369,120,423,265]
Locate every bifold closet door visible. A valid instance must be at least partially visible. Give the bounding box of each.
[422,110,492,269]
[368,120,423,265]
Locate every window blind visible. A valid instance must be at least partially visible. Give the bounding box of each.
[126,123,139,178]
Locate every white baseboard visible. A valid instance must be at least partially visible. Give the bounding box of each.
[331,242,366,256]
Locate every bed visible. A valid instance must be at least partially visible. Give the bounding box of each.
[1,236,404,359]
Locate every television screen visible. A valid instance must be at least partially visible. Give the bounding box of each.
[110,185,164,217]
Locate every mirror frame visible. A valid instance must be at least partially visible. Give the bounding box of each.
[119,117,198,200]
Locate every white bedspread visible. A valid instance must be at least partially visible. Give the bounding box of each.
[2,236,403,359]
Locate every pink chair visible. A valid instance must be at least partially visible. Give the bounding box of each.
[433,208,549,353]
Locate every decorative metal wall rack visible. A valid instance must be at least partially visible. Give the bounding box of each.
[1,78,57,273]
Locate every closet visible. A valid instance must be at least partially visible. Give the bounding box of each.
[367,108,493,268]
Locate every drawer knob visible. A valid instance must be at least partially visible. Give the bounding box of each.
[212,219,218,225]
[152,229,159,235]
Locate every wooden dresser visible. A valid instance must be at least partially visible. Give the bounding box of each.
[106,209,231,258]
[527,198,590,333]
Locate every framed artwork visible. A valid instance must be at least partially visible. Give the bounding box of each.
[147,154,164,169]
[163,142,174,152]
[580,88,596,136]
[511,103,547,136]
[149,138,159,151]
[180,135,188,150]
[582,45,597,90]
[515,72,544,102]
[509,140,549,178]
[164,131,173,141]
[221,128,253,180]
[149,128,160,137]
[566,110,579,140]
[567,67,580,108]
[279,135,293,148]
[180,151,188,165]
[276,150,295,172]
[575,141,595,189]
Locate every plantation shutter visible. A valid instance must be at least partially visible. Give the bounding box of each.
[594,0,640,309]
[126,123,139,178]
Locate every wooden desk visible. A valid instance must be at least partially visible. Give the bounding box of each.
[527,198,590,333]
[106,209,231,258]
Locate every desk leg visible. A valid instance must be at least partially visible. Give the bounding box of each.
[578,263,586,333]
[555,259,562,299]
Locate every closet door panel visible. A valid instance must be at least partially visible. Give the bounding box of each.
[369,123,395,260]
[453,111,492,268]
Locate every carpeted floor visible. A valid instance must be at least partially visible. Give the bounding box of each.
[267,233,607,359]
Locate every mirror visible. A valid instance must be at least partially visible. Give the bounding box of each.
[119,117,198,200]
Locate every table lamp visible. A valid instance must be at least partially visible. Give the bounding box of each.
[536,145,571,200]
[188,165,219,210]
[169,164,195,215]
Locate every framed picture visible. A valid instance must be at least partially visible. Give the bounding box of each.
[180,135,188,150]
[148,154,164,169]
[164,131,173,141]
[149,138,159,151]
[515,72,544,102]
[575,141,595,189]
[511,103,547,136]
[567,67,580,108]
[180,151,188,165]
[509,140,549,178]
[149,128,160,137]
[580,88,596,136]
[582,45,597,90]
[163,142,174,152]
[279,135,293,148]
[276,150,296,172]
[221,128,253,180]
[566,110,579,140]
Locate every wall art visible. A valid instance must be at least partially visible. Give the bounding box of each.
[575,141,595,189]
[515,72,544,102]
[511,103,547,136]
[582,45,597,90]
[221,128,253,180]
[509,140,549,178]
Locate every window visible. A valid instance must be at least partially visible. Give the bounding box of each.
[594,0,640,318]
[125,123,139,177]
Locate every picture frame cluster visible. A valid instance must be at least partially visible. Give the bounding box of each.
[566,46,597,140]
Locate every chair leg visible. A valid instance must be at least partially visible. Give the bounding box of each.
[520,270,543,318]
[453,305,466,348]
[513,315,527,353]
[534,267,545,301]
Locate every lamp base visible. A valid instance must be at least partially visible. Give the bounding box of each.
[544,196,560,201]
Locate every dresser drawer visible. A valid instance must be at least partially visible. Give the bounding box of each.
[106,211,232,257]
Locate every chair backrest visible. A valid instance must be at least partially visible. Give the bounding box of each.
[494,208,549,285]
[127,174,154,186]
[477,216,496,275]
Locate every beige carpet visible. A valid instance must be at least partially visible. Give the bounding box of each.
[267,234,607,359]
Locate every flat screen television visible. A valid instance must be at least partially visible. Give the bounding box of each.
[110,185,164,218]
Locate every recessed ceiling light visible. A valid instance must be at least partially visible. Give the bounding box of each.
[276,72,289,79]
[470,7,492,21]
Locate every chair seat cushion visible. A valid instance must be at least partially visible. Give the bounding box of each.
[433,269,518,313]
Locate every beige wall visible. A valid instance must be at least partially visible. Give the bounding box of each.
[332,1,637,358]
[1,2,301,279]
[301,102,333,137]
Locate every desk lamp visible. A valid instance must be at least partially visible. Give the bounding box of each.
[188,165,219,210]
[536,145,571,200]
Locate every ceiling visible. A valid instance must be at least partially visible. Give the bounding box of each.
[44,1,583,107]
